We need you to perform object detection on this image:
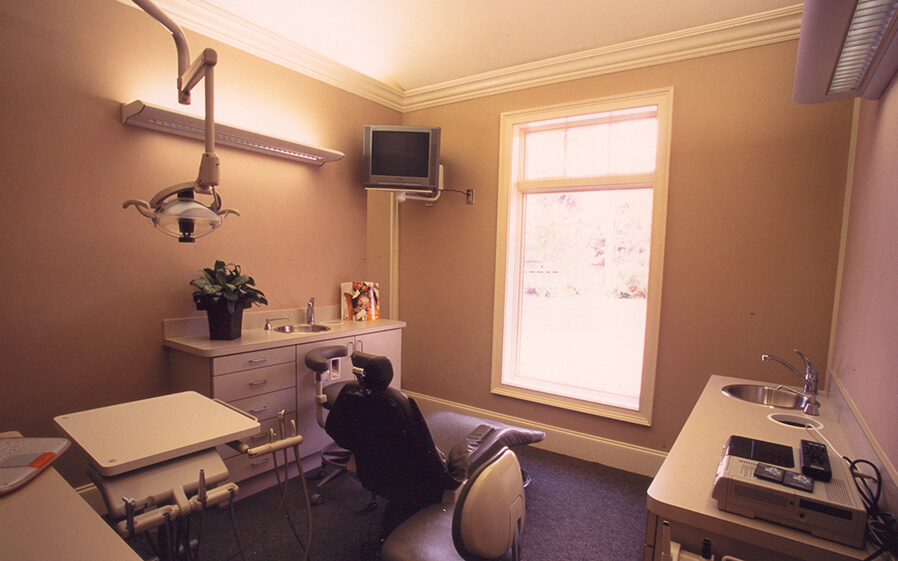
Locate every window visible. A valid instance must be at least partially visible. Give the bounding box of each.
[492,89,672,425]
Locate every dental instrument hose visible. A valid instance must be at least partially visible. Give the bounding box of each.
[228,487,247,561]
[269,425,314,561]
[225,421,314,561]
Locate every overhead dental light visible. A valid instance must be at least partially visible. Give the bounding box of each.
[122,0,238,242]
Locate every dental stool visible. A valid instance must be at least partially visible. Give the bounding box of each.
[323,352,545,558]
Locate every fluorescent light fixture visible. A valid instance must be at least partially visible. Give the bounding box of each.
[794,0,898,103]
[122,100,345,166]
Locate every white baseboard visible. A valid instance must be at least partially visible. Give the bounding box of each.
[406,390,666,478]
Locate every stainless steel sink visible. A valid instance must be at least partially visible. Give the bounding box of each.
[721,384,809,409]
[273,324,331,334]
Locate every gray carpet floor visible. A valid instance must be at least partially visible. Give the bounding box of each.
[129,445,653,560]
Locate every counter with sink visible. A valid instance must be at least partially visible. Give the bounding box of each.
[162,306,405,358]
[646,375,875,561]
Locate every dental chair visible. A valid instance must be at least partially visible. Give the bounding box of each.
[319,350,545,560]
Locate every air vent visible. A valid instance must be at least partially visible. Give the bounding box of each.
[829,0,898,95]
[794,0,898,103]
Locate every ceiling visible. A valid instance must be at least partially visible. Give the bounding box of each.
[123,0,804,111]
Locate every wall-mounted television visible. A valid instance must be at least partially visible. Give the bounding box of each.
[362,125,441,192]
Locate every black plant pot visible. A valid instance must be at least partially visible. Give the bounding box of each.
[199,300,247,340]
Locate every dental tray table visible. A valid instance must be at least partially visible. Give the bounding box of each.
[54,391,260,477]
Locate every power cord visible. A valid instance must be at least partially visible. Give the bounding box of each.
[806,425,897,560]
[847,458,898,561]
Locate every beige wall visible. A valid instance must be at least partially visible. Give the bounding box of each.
[0,0,865,487]
[398,41,853,454]
[831,84,898,476]
[0,0,398,484]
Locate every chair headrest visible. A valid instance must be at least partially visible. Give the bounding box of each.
[350,352,394,392]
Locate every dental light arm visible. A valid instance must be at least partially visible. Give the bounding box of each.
[123,0,239,242]
[129,0,191,104]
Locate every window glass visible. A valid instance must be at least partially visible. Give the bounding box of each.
[519,189,652,410]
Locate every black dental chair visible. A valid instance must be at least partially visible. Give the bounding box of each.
[317,350,545,560]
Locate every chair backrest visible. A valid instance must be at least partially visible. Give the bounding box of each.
[452,447,525,561]
[324,352,459,508]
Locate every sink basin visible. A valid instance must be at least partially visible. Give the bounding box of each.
[721,384,809,409]
[273,324,331,334]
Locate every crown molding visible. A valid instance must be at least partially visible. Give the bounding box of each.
[117,0,406,111]
[403,5,803,111]
[119,1,801,113]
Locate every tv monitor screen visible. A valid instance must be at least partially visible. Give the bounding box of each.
[363,125,440,191]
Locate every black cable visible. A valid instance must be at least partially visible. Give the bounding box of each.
[848,458,898,561]
[850,459,882,511]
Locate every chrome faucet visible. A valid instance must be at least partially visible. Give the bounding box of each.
[761,350,820,416]
[306,297,316,325]
[265,317,289,330]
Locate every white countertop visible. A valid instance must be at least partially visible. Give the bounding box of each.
[647,375,872,561]
[163,316,406,358]
[0,433,142,561]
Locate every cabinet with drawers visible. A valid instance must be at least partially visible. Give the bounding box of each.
[167,323,403,488]
[170,346,297,483]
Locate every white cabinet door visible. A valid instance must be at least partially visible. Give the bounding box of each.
[352,329,402,387]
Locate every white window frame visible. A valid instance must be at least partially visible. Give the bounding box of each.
[491,88,673,426]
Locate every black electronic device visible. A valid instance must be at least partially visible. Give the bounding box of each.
[362,125,441,192]
[713,435,866,547]
[725,435,794,468]
[800,439,833,482]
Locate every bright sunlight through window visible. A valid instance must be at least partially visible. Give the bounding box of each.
[492,89,672,425]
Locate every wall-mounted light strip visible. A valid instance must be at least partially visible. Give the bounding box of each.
[122,100,344,165]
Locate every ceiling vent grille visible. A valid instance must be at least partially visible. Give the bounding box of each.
[794,0,898,103]
[829,0,898,95]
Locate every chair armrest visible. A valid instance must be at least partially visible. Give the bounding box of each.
[304,345,349,372]
[446,424,494,480]
[425,411,545,460]
[446,425,544,480]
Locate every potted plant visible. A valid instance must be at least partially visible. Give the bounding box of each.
[190,260,268,340]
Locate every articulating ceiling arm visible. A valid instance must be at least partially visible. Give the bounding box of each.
[130,0,191,103]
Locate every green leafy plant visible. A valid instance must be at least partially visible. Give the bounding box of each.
[191,260,268,314]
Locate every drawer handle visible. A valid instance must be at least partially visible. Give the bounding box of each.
[250,433,268,441]
[248,405,269,414]
[249,379,268,387]
[248,358,269,364]
[251,457,271,467]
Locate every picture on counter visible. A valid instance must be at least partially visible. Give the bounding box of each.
[342,281,380,321]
